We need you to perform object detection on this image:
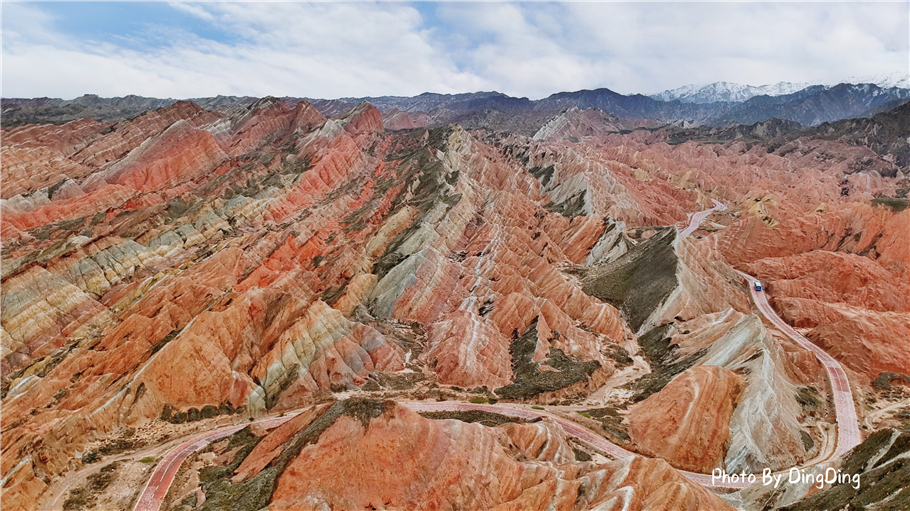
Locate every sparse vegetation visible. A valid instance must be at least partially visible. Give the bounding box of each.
[193,399,392,511]
[419,410,531,427]
[63,462,120,509]
[577,406,630,441]
[872,372,910,391]
[624,324,706,402]
[495,318,600,400]
[160,403,239,424]
[573,447,592,462]
[150,329,180,354]
[871,195,910,212]
[583,227,680,332]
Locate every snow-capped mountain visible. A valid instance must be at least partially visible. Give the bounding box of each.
[650,81,812,104]
[652,73,909,104]
[840,71,909,90]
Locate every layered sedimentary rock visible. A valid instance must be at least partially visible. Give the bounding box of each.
[532,107,624,141]
[682,311,824,473]
[2,101,634,508]
[628,365,745,473]
[723,206,910,381]
[744,251,908,313]
[804,308,910,378]
[266,401,732,511]
[582,227,749,335]
[0,101,223,200]
[3,94,907,510]
[718,204,909,274]
[623,308,827,475]
[382,108,428,131]
[576,128,907,393]
[741,428,910,511]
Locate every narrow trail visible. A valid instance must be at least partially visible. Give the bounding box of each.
[130,201,863,510]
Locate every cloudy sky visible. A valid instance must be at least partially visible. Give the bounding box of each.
[2,1,908,100]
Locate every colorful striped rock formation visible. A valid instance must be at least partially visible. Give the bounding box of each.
[2,95,907,511]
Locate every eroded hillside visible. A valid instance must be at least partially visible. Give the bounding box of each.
[2,98,907,511]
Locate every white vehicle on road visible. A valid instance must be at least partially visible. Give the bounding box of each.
[753,281,762,291]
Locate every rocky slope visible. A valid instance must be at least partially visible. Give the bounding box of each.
[627,365,745,473]
[1,98,633,508]
[742,427,910,511]
[651,80,815,104]
[2,93,907,511]
[7,81,909,131]
[167,399,734,511]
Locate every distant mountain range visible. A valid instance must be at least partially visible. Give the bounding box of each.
[650,81,813,104]
[3,78,908,130]
[313,82,909,128]
[650,72,910,104]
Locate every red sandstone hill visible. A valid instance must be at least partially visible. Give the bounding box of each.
[1,97,906,510]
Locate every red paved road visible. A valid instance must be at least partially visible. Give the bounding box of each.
[405,401,748,489]
[735,269,861,457]
[134,203,869,509]
[132,415,296,511]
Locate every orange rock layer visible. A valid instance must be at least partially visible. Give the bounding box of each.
[628,365,746,473]
[270,403,733,511]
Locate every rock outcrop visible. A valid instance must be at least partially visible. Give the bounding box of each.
[582,227,748,335]
[2,103,635,508]
[267,401,734,511]
[2,94,906,510]
[628,365,745,473]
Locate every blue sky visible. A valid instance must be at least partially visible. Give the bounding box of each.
[17,2,240,50]
[2,1,908,100]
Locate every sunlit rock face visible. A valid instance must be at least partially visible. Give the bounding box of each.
[716,204,910,382]
[267,401,733,511]
[2,94,907,511]
[565,128,908,387]
[628,365,746,473]
[1,100,633,507]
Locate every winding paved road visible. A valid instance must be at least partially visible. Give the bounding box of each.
[132,416,292,511]
[680,199,859,457]
[733,269,861,457]
[133,399,747,511]
[680,199,725,237]
[131,201,863,509]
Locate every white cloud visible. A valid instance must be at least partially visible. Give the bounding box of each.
[2,2,487,99]
[167,2,215,23]
[557,2,909,93]
[1,2,907,100]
